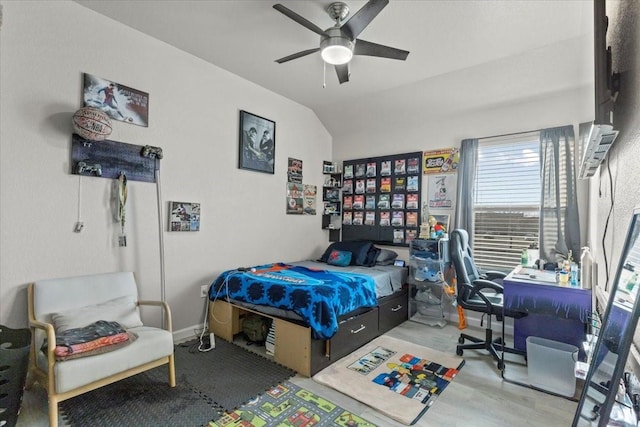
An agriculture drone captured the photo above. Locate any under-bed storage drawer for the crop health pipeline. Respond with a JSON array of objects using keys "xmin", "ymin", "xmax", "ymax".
[
  {"xmin": 330, "ymin": 307, "xmax": 379, "ymax": 362},
  {"xmin": 378, "ymin": 288, "xmax": 408, "ymax": 334}
]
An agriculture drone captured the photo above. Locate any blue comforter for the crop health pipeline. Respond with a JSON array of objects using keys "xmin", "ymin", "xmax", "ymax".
[{"xmin": 210, "ymin": 263, "xmax": 378, "ymax": 339}]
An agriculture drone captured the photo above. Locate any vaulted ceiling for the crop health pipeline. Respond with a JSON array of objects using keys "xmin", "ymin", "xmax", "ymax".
[{"xmin": 75, "ymin": 0, "xmax": 594, "ymax": 138}]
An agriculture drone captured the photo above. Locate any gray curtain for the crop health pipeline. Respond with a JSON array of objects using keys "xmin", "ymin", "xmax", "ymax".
[
  {"xmin": 539, "ymin": 125, "xmax": 580, "ymax": 264},
  {"xmin": 454, "ymin": 138, "xmax": 478, "ymax": 245}
]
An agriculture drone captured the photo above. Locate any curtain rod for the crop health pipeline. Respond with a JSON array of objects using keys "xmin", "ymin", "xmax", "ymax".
[{"xmin": 477, "ymin": 128, "xmax": 542, "ymax": 141}]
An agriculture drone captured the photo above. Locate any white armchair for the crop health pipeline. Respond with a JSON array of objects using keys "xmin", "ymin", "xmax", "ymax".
[{"xmin": 27, "ymin": 272, "xmax": 176, "ymax": 427}]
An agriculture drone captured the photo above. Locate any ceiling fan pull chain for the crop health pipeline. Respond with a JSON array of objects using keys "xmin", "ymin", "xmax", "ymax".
[{"xmin": 323, "ymin": 61, "xmax": 326, "ymax": 88}]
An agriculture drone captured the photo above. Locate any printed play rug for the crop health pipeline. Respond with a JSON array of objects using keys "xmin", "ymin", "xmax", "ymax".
[
  {"xmin": 209, "ymin": 380, "xmax": 377, "ymax": 427},
  {"xmin": 313, "ymin": 335, "xmax": 465, "ymax": 425}
]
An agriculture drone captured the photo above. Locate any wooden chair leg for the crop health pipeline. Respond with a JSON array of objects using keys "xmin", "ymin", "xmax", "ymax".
[
  {"xmin": 168, "ymin": 355, "xmax": 176, "ymax": 387},
  {"xmin": 48, "ymin": 395, "xmax": 59, "ymax": 427}
]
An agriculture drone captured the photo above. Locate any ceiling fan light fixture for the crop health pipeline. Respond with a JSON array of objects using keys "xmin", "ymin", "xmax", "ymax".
[
  {"xmin": 273, "ymin": 0, "xmax": 409, "ymax": 82},
  {"xmin": 321, "ymin": 44, "xmax": 353, "ymax": 65},
  {"xmin": 320, "ymin": 30, "xmax": 354, "ymax": 65}
]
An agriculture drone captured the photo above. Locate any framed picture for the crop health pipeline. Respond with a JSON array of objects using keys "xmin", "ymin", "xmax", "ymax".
[
  {"xmin": 169, "ymin": 201, "xmax": 200, "ymax": 231},
  {"xmin": 323, "ymin": 188, "xmax": 340, "ymax": 201},
  {"xmin": 83, "ymin": 73, "xmax": 149, "ymax": 127},
  {"xmin": 239, "ymin": 110, "xmax": 275, "ymax": 174},
  {"xmin": 323, "ymin": 161, "xmax": 336, "ymax": 174}
]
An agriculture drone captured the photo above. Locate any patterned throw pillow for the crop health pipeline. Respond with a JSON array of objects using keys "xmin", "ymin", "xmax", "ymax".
[{"xmin": 327, "ymin": 250, "xmax": 352, "ymax": 267}]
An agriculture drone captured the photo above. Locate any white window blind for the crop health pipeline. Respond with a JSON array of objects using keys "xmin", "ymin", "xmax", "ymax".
[{"xmin": 473, "ymin": 132, "xmax": 541, "ymax": 270}]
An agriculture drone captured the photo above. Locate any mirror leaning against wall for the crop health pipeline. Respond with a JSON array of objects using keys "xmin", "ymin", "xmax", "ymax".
[{"xmin": 573, "ymin": 207, "xmax": 640, "ymax": 426}]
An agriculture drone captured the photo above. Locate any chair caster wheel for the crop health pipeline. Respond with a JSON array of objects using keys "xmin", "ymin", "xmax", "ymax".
[
  {"xmin": 456, "ymin": 347, "xmax": 463, "ymax": 356},
  {"xmin": 497, "ymin": 360, "xmax": 504, "ymax": 370},
  {"xmin": 458, "ymin": 336, "xmax": 465, "ymax": 344},
  {"xmin": 494, "ymin": 337, "xmax": 504, "ymax": 344}
]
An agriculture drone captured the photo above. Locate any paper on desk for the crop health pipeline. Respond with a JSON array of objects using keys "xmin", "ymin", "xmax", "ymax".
[{"xmin": 511, "ymin": 267, "xmax": 558, "ymax": 284}]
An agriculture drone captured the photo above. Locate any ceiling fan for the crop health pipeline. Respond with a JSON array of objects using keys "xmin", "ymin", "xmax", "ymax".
[{"xmin": 273, "ymin": 0, "xmax": 410, "ymax": 84}]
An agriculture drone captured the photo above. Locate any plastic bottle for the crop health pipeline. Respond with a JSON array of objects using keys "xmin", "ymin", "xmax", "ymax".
[
  {"xmin": 521, "ymin": 248, "xmax": 529, "ymax": 267},
  {"xmin": 570, "ymin": 263, "xmax": 579, "ymax": 287},
  {"xmin": 626, "ymin": 272, "xmax": 638, "ymax": 292},
  {"xmin": 527, "ymin": 244, "xmax": 539, "ymax": 268},
  {"xmin": 580, "ymin": 247, "xmax": 593, "ymax": 289}
]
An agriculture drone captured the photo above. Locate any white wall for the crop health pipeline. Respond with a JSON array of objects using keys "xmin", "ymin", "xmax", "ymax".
[{"xmin": 0, "ymin": 2, "xmax": 332, "ymax": 331}]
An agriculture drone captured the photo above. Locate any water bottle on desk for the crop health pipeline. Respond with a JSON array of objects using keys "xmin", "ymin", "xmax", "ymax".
[
  {"xmin": 570, "ymin": 263, "xmax": 579, "ymax": 287},
  {"xmin": 521, "ymin": 248, "xmax": 529, "ymax": 267}
]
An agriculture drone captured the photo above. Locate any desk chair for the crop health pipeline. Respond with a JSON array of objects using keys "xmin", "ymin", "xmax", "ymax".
[{"xmin": 450, "ymin": 229, "xmax": 527, "ymax": 369}]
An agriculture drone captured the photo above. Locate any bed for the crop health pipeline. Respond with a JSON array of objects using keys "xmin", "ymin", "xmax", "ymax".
[{"xmin": 208, "ymin": 242, "xmax": 409, "ymax": 376}]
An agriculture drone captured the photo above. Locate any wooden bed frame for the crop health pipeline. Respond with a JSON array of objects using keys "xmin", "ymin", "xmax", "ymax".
[{"xmin": 208, "ymin": 287, "xmax": 408, "ymax": 376}]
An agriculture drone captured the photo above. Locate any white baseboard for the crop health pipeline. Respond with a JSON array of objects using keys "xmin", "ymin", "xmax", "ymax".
[{"xmin": 173, "ymin": 325, "xmax": 204, "ymax": 343}]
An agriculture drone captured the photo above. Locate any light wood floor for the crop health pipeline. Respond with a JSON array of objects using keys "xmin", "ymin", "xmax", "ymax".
[{"xmin": 16, "ymin": 320, "xmax": 578, "ymax": 426}]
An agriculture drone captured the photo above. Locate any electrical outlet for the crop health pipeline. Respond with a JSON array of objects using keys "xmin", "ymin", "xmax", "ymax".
[{"xmin": 200, "ymin": 285, "xmax": 209, "ymax": 298}]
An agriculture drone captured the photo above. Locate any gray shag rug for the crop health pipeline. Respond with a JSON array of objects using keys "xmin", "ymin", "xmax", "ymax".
[{"xmin": 59, "ymin": 337, "xmax": 295, "ymax": 426}]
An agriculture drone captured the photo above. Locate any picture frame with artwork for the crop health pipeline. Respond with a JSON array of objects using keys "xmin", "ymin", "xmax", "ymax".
[
  {"xmin": 169, "ymin": 201, "xmax": 200, "ymax": 231},
  {"xmin": 83, "ymin": 73, "xmax": 149, "ymax": 127},
  {"xmin": 323, "ymin": 188, "xmax": 340, "ymax": 201},
  {"xmin": 238, "ymin": 110, "xmax": 275, "ymax": 174}
]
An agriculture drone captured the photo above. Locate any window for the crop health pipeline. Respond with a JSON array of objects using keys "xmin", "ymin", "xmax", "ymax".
[{"xmin": 473, "ymin": 132, "xmax": 541, "ymax": 270}]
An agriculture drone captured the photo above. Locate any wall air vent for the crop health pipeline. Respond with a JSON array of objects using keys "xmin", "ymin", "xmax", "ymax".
[{"xmin": 578, "ymin": 123, "xmax": 619, "ymax": 179}]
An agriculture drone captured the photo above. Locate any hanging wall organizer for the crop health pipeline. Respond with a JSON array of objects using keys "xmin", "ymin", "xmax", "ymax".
[
  {"xmin": 70, "ymin": 133, "xmax": 159, "ymax": 182},
  {"xmin": 341, "ymin": 151, "xmax": 422, "ymax": 247}
]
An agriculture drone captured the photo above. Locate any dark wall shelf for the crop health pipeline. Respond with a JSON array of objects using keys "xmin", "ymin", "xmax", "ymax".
[
  {"xmin": 341, "ymin": 151, "xmax": 423, "ymax": 247},
  {"xmin": 322, "ymin": 163, "xmax": 342, "ymax": 242}
]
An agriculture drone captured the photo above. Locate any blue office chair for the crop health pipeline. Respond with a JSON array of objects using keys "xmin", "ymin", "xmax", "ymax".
[{"xmin": 450, "ymin": 229, "xmax": 527, "ymax": 370}]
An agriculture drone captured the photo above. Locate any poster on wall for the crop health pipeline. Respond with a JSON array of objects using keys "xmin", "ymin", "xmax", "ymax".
[
  {"xmin": 288, "ymin": 158, "xmax": 303, "ymax": 183},
  {"xmin": 239, "ymin": 110, "xmax": 276, "ymax": 174},
  {"xmin": 427, "ymin": 174, "xmax": 457, "ymax": 210},
  {"xmin": 303, "ymin": 184, "xmax": 317, "ymax": 215},
  {"xmin": 169, "ymin": 202, "xmax": 200, "ymax": 231},
  {"xmin": 286, "ymin": 183, "xmax": 303, "ymax": 214},
  {"xmin": 83, "ymin": 73, "xmax": 149, "ymax": 127},
  {"xmin": 423, "ymin": 148, "xmax": 459, "ymax": 174}
]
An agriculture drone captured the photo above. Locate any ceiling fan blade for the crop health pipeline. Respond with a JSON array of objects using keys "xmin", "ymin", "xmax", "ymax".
[
  {"xmin": 335, "ymin": 63, "xmax": 350, "ymax": 84},
  {"xmin": 354, "ymin": 39, "xmax": 409, "ymax": 60},
  {"xmin": 275, "ymin": 48, "xmax": 320, "ymax": 64},
  {"xmin": 273, "ymin": 4, "xmax": 328, "ymax": 37},
  {"xmin": 341, "ymin": 0, "xmax": 389, "ymax": 40}
]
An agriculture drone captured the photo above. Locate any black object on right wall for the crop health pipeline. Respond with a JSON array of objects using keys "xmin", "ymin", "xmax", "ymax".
[{"xmin": 573, "ymin": 207, "xmax": 640, "ymax": 426}]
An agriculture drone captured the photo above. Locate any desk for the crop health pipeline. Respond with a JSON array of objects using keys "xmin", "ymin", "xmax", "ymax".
[{"xmin": 503, "ymin": 266, "xmax": 592, "ymax": 354}]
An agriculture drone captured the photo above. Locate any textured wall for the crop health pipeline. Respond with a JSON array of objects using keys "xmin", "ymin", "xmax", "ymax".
[{"xmin": 594, "ymin": 0, "xmax": 640, "ymax": 296}]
